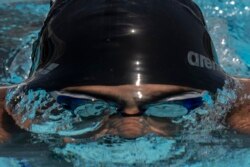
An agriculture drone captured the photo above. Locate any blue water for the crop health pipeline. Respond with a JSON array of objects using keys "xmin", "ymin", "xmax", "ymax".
[
  {"xmin": 195, "ymin": 0, "xmax": 250, "ymax": 77},
  {"xmin": 0, "ymin": 0, "xmax": 250, "ymax": 167}
]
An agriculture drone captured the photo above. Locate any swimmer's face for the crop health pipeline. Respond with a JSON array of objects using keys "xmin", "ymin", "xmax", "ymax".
[
  {"xmin": 62, "ymin": 84, "xmax": 201, "ymax": 139},
  {"xmin": 63, "ymin": 85, "xmax": 198, "ymax": 115}
]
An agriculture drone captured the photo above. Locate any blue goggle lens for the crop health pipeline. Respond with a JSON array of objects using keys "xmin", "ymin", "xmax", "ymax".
[
  {"xmin": 55, "ymin": 93, "xmax": 204, "ymax": 118},
  {"xmin": 143, "ymin": 97, "xmax": 203, "ymax": 118},
  {"xmin": 56, "ymin": 95, "xmax": 118, "ymax": 117}
]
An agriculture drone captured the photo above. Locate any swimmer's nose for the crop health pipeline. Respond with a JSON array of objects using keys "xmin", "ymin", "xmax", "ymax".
[{"xmin": 121, "ymin": 105, "xmax": 143, "ymax": 116}]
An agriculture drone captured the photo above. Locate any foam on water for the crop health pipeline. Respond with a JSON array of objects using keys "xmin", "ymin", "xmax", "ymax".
[
  {"xmin": 0, "ymin": 158, "xmax": 28, "ymax": 167},
  {"xmin": 0, "ymin": 1, "xmax": 49, "ymax": 86},
  {"xmin": 195, "ymin": 0, "xmax": 250, "ymax": 77},
  {"xmin": 5, "ymin": 86, "xmax": 106, "ymax": 137},
  {"xmin": 3, "ymin": 78, "xmax": 241, "ymax": 166},
  {"xmin": 53, "ymin": 135, "xmax": 180, "ymax": 166}
]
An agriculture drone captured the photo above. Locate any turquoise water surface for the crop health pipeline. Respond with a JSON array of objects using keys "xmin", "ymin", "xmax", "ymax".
[{"xmin": 0, "ymin": 0, "xmax": 250, "ymax": 167}]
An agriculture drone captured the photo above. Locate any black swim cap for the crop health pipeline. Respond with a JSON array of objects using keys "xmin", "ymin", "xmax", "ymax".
[{"xmin": 28, "ymin": 0, "xmax": 227, "ymax": 92}]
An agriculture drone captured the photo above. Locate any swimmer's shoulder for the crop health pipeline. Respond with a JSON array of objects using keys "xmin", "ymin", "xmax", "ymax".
[
  {"xmin": 0, "ymin": 88, "xmax": 8, "ymax": 118},
  {"xmin": 226, "ymin": 78, "xmax": 250, "ymax": 134},
  {"xmin": 0, "ymin": 87, "xmax": 6, "ymax": 95},
  {"xmin": 0, "ymin": 88, "xmax": 7, "ymax": 109}
]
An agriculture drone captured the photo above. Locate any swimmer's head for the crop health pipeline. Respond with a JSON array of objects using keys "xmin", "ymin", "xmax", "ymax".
[{"xmin": 29, "ymin": 0, "xmax": 227, "ymax": 92}]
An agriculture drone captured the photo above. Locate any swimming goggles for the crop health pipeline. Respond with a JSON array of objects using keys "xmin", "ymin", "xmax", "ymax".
[{"xmin": 50, "ymin": 91, "xmax": 204, "ymax": 118}]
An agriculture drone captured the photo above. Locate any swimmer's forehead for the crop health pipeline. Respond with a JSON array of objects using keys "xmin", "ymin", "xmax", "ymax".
[{"xmin": 62, "ymin": 84, "xmax": 202, "ymax": 103}]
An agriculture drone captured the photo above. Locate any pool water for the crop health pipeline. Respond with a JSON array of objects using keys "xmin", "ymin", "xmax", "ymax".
[
  {"xmin": 0, "ymin": 0, "xmax": 250, "ymax": 166},
  {"xmin": 195, "ymin": 0, "xmax": 250, "ymax": 77}
]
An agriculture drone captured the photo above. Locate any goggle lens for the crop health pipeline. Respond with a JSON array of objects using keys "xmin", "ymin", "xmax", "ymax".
[
  {"xmin": 55, "ymin": 92, "xmax": 204, "ymax": 118},
  {"xmin": 56, "ymin": 95, "xmax": 118, "ymax": 117},
  {"xmin": 143, "ymin": 97, "xmax": 203, "ymax": 118}
]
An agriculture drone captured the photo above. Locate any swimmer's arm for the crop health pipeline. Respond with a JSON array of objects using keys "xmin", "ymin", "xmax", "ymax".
[
  {"xmin": 0, "ymin": 88, "xmax": 6, "ymax": 114},
  {"xmin": 0, "ymin": 88, "xmax": 10, "ymax": 142},
  {"xmin": 226, "ymin": 78, "xmax": 250, "ymax": 134},
  {"xmin": 0, "ymin": 88, "xmax": 7, "ymax": 125}
]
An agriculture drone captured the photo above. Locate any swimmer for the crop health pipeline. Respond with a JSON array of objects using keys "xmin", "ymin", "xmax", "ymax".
[{"xmin": 1, "ymin": 0, "xmax": 250, "ymax": 140}]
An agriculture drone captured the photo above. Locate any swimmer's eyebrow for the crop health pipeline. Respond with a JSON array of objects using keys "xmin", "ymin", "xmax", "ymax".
[
  {"xmin": 60, "ymin": 88, "xmax": 197, "ymax": 105},
  {"xmin": 60, "ymin": 90, "xmax": 125, "ymax": 104}
]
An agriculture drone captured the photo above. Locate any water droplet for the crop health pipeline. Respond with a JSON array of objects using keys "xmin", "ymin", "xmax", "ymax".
[{"xmin": 230, "ymin": 1, "xmax": 235, "ymax": 5}]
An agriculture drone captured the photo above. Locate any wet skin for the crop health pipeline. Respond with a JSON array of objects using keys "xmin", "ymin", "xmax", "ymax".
[
  {"xmin": 226, "ymin": 78, "xmax": 250, "ymax": 134},
  {"xmin": 1, "ymin": 79, "xmax": 250, "ymax": 142},
  {"xmin": 0, "ymin": 88, "xmax": 10, "ymax": 142},
  {"xmin": 1, "ymin": 84, "xmax": 200, "ymax": 140},
  {"xmin": 61, "ymin": 84, "xmax": 200, "ymax": 139},
  {"xmin": 65, "ymin": 79, "xmax": 250, "ymax": 137}
]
